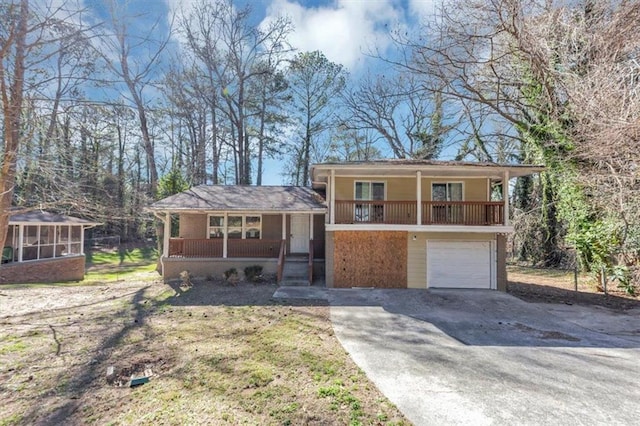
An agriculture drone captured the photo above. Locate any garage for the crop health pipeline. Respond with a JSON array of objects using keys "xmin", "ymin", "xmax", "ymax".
[{"xmin": 427, "ymin": 240, "xmax": 495, "ymax": 289}]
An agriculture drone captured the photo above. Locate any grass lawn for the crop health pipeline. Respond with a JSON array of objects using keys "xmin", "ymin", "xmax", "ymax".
[{"xmin": 0, "ymin": 248, "xmax": 408, "ymax": 425}]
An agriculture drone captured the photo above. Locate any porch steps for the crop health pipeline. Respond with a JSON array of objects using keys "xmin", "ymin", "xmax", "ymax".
[{"xmin": 280, "ymin": 256, "xmax": 310, "ymax": 286}]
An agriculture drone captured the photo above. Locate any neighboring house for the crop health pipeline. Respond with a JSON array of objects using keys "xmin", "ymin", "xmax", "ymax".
[
  {"xmin": 149, "ymin": 186, "xmax": 327, "ymax": 281},
  {"xmin": 151, "ymin": 160, "xmax": 542, "ymax": 290},
  {"xmin": 310, "ymin": 160, "xmax": 542, "ymax": 290},
  {"xmin": 0, "ymin": 210, "xmax": 100, "ymax": 284}
]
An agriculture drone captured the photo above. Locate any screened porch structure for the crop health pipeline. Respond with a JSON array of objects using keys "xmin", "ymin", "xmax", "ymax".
[{"xmin": 4, "ymin": 211, "xmax": 99, "ymax": 263}]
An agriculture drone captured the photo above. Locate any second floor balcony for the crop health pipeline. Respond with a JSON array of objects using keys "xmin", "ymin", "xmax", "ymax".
[{"xmin": 334, "ymin": 200, "xmax": 505, "ymax": 226}]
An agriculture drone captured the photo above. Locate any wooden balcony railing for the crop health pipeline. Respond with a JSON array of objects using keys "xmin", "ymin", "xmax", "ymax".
[
  {"xmin": 422, "ymin": 201, "xmax": 504, "ymax": 225},
  {"xmin": 335, "ymin": 200, "xmax": 417, "ymax": 224},
  {"xmin": 168, "ymin": 238, "xmax": 282, "ymax": 258},
  {"xmin": 334, "ymin": 200, "xmax": 505, "ymax": 226}
]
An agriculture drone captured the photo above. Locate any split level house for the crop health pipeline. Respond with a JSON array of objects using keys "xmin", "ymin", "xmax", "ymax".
[{"xmin": 150, "ymin": 160, "xmax": 542, "ymax": 290}]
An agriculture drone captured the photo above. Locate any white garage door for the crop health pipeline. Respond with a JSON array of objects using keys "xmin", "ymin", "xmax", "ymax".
[{"xmin": 427, "ymin": 241, "xmax": 494, "ymax": 289}]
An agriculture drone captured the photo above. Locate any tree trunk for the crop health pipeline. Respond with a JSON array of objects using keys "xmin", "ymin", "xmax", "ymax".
[{"xmin": 0, "ymin": 0, "xmax": 29, "ymax": 255}]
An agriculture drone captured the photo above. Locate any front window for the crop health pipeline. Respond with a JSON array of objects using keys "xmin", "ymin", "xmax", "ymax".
[
  {"xmin": 355, "ymin": 181, "xmax": 385, "ymax": 222},
  {"xmin": 431, "ymin": 182, "xmax": 463, "ymax": 223},
  {"xmin": 208, "ymin": 215, "xmax": 261, "ymax": 239},
  {"xmin": 209, "ymin": 216, "xmax": 225, "ymax": 238}
]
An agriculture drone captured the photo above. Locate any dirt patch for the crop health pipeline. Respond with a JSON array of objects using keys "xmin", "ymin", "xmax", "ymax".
[
  {"xmin": 508, "ymin": 266, "xmax": 640, "ymax": 311},
  {"xmin": 0, "ymin": 275, "xmax": 408, "ymax": 425}
]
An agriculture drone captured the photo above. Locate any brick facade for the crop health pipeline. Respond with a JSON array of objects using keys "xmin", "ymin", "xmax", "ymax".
[{"xmin": 0, "ymin": 255, "xmax": 86, "ymax": 284}]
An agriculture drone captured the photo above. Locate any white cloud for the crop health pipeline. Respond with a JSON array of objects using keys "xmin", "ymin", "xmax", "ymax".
[
  {"xmin": 263, "ymin": 0, "xmax": 403, "ymax": 70},
  {"xmin": 408, "ymin": 0, "xmax": 439, "ymax": 19}
]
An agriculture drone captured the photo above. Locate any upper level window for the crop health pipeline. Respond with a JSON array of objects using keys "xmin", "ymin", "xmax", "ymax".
[
  {"xmin": 354, "ymin": 181, "xmax": 385, "ymax": 222},
  {"xmin": 432, "ymin": 182, "xmax": 463, "ymax": 201},
  {"xmin": 355, "ymin": 181, "xmax": 385, "ymax": 201},
  {"xmin": 208, "ymin": 215, "xmax": 261, "ymax": 239},
  {"xmin": 431, "ymin": 182, "xmax": 463, "ymax": 223}
]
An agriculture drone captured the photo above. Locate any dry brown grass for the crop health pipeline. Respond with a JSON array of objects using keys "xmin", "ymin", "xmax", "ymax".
[
  {"xmin": 0, "ymin": 275, "xmax": 408, "ymax": 425},
  {"xmin": 507, "ymin": 265, "xmax": 640, "ymax": 311}
]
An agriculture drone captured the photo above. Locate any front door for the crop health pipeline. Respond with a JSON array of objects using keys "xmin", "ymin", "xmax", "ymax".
[{"xmin": 290, "ymin": 214, "xmax": 309, "ymax": 253}]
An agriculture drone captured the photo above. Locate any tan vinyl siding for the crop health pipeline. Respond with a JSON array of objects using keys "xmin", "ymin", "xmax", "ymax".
[
  {"xmin": 335, "ymin": 176, "xmax": 489, "ymax": 202},
  {"xmin": 496, "ymin": 234, "xmax": 507, "ymax": 291},
  {"xmin": 262, "ymin": 214, "xmax": 283, "ymax": 240},
  {"xmin": 423, "ymin": 178, "xmax": 488, "ymax": 201},
  {"xmin": 179, "ymin": 214, "xmax": 207, "ymax": 238},
  {"xmin": 386, "ymin": 178, "xmax": 416, "ymax": 201},
  {"xmin": 464, "ymin": 179, "xmax": 488, "ymax": 201},
  {"xmin": 334, "ymin": 177, "xmax": 416, "ymax": 200},
  {"xmin": 334, "ymin": 177, "xmax": 357, "ymax": 200},
  {"xmin": 407, "ymin": 232, "xmax": 496, "ymax": 289}
]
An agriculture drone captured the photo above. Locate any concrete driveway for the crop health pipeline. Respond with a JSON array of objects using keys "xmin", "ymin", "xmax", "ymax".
[
  {"xmin": 328, "ymin": 289, "xmax": 640, "ymax": 425},
  {"xmin": 326, "ymin": 289, "xmax": 640, "ymax": 425}
]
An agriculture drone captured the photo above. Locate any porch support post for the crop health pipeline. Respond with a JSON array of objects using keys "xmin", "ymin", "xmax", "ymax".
[
  {"xmin": 79, "ymin": 225, "xmax": 85, "ymax": 255},
  {"xmin": 163, "ymin": 213, "xmax": 171, "ymax": 258},
  {"xmin": 329, "ymin": 169, "xmax": 335, "ymax": 224},
  {"xmin": 18, "ymin": 225, "xmax": 23, "ymax": 262},
  {"xmin": 309, "ymin": 214, "xmax": 314, "ymax": 240},
  {"xmin": 416, "ymin": 171, "xmax": 422, "ymax": 225},
  {"xmin": 281, "ymin": 213, "xmax": 286, "ymax": 240},
  {"xmin": 36, "ymin": 225, "xmax": 41, "ymax": 259},
  {"xmin": 223, "ymin": 212, "xmax": 228, "ymax": 258},
  {"xmin": 503, "ymin": 170, "xmax": 510, "ymax": 226}
]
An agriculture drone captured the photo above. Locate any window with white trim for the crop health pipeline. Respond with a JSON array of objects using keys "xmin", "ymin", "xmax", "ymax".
[
  {"xmin": 208, "ymin": 215, "xmax": 261, "ymax": 239},
  {"xmin": 354, "ymin": 181, "xmax": 385, "ymax": 222},
  {"xmin": 431, "ymin": 182, "xmax": 463, "ymax": 223}
]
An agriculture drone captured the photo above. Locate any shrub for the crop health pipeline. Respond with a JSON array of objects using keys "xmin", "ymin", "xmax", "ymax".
[{"xmin": 244, "ymin": 265, "xmax": 263, "ymax": 282}]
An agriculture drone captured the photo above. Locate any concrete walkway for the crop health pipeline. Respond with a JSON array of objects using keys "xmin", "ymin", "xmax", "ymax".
[{"xmin": 274, "ymin": 287, "xmax": 640, "ymax": 425}]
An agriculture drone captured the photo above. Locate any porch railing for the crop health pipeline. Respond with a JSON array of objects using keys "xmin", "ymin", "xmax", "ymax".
[
  {"xmin": 277, "ymin": 239, "xmax": 286, "ymax": 283},
  {"xmin": 334, "ymin": 200, "xmax": 505, "ymax": 226},
  {"xmin": 168, "ymin": 238, "xmax": 282, "ymax": 258}
]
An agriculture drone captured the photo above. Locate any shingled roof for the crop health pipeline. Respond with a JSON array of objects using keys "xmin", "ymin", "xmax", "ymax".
[
  {"xmin": 8, "ymin": 210, "xmax": 99, "ymax": 225},
  {"xmin": 150, "ymin": 185, "xmax": 327, "ymax": 212}
]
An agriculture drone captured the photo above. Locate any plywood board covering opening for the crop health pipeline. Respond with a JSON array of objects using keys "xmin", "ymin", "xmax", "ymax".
[{"xmin": 333, "ymin": 231, "xmax": 407, "ymax": 288}]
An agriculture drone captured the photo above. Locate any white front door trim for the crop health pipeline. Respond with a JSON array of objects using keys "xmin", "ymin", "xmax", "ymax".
[{"xmin": 290, "ymin": 214, "xmax": 310, "ymax": 253}]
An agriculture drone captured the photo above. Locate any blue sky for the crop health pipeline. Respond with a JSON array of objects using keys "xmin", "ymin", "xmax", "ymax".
[{"xmin": 78, "ymin": 0, "xmax": 439, "ymax": 184}]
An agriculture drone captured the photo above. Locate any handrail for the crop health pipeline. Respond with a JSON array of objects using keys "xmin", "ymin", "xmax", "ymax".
[
  {"xmin": 276, "ymin": 239, "xmax": 286, "ymax": 283},
  {"xmin": 308, "ymin": 240, "xmax": 314, "ymax": 285}
]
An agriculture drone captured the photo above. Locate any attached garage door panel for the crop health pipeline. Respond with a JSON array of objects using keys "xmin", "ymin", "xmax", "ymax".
[{"xmin": 427, "ymin": 241, "xmax": 492, "ymax": 289}]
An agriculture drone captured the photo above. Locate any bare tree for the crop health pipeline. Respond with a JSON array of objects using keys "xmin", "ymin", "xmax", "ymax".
[
  {"xmin": 394, "ymin": 0, "xmax": 640, "ymax": 269},
  {"xmin": 342, "ymin": 72, "xmax": 457, "ymax": 159},
  {"xmin": 180, "ymin": 0, "xmax": 292, "ymax": 184},
  {"xmin": 286, "ymin": 51, "xmax": 347, "ymax": 186},
  {"xmin": 0, "ymin": 0, "xmax": 29, "ymax": 252},
  {"xmin": 96, "ymin": 1, "xmax": 172, "ymax": 195}
]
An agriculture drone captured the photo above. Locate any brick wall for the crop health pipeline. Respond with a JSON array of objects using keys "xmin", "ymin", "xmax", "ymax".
[{"xmin": 0, "ymin": 255, "xmax": 86, "ymax": 284}]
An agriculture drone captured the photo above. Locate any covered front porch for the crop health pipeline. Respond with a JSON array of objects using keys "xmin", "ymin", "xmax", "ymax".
[{"xmin": 149, "ymin": 185, "xmax": 327, "ymax": 281}]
